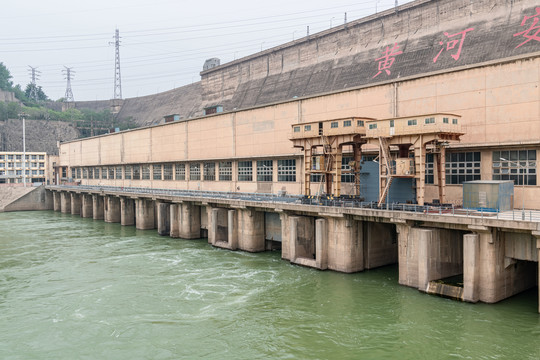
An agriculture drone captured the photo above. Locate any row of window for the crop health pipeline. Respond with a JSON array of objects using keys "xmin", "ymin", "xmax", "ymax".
[
  {"xmin": 293, "ymin": 120, "xmax": 365, "ymax": 133},
  {"xmin": 72, "ymin": 160, "xmax": 297, "ymax": 182},
  {"xmin": 0, "ymin": 154, "xmax": 45, "ymax": 160},
  {"xmin": 0, "ymin": 169, "xmax": 45, "ymax": 176},
  {"xmin": 425, "ymin": 150, "xmax": 537, "ymax": 186},
  {"xmin": 0, "ymin": 162, "xmax": 45, "ymax": 169}
]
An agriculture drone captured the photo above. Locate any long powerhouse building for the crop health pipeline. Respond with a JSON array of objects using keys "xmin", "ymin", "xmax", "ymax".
[{"xmin": 58, "ymin": 0, "xmax": 540, "ymax": 209}]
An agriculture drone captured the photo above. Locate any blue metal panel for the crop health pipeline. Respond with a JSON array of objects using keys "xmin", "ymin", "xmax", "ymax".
[{"xmin": 359, "ymin": 161, "xmax": 415, "ymax": 203}]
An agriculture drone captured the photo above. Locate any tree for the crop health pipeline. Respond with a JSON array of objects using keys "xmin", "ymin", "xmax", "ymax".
[{"xmin": 0, "ymin": 62, "xmax": 13, "ymax": 90}]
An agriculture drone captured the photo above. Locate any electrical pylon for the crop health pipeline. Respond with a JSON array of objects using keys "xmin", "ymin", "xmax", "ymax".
[
  {"xmin": 62, "ymin": 66, "xmax": 75, "ymax": 103},
  {"xmin": 27, "ymin": 66, "xmax": 41, "ymax": 102},
  {"xmin": 110, "ymin": 29, "xmax": 122, "ymax": 100}
]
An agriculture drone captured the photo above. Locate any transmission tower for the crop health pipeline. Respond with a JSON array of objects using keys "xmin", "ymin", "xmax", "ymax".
[
  {"xmin": 62, "ymin": 66, "xmax": 75, "ymax": 103},
  {"xmin": 110, "ymin": 29, "xmax": 122, "ymax": 100},
  {"xmin": 27, "ymin": 66, "xmax": 41, "ymax": 102}
]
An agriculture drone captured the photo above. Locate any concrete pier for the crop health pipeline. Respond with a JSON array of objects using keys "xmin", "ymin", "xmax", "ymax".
[
  {"xmin": 170, "ymin": 204, "xmax": 180, "ymax": 237},
  {"xmin": 179, "ymin": 202, "xmax": 201, "ymax": 239},
  {"xmin": 136, "ymin": 199, "xmax": 155, "ymax": 230},
  {"xmin": 236, "ymin": 209, "xmax": 265, "ymax": 252},
  {"xmin": 60, "ymin": 192, "xmax": 71, "ymax": 214},
  {"xmin": 70, "ymin": 193, "xmax": 81, "ymax": 215},
  {"xmin": 120, "ymin": 198, "xmax": 135, "ymax": 226},
  {"xmin": 81, "ymin": 194, "xmax": 93, "ymax": 218},
  {"xmin": 53, "ymin": 192, "xmax": 61, "ymax": 212},
  {"xmin": 92, "ymin": 195, "xmax": 104, "ymax": 220},
  {"xmin": 104, "ymin": 196, "xmax": 121, "ymax": 223},
  {"xmin": 157, "ymin": 202, "xmax": 170, "ymax": 236}
]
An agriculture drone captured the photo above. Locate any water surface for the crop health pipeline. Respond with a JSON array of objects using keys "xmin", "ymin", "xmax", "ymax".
[{"xmin": 1, "ymin": 211, "xmax": 539, "ymax": 359}]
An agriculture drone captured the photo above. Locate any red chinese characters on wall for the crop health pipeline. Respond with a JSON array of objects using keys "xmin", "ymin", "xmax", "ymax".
[
  {"xmin": 433, "ymin": 28, "xmax": 475, "ymax": 63},
  {"xmin": 514, "ymin": 7, "xmax": 540, "ymax": 48},
  {"xmin": 372, "ymin": 43, "xmax": 403, "ymax": 79}
]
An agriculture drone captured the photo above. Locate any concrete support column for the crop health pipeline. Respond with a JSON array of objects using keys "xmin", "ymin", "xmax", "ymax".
[
  {"xmin": 92, "ymin": 195, "xmax": 104, "ymax": 220},
  {"xmin": 289, "ymin": 216, "xmax": 298, "ymax": 262},
  {"xmin": 179, "ymin": 202, "xmax": 201, "ymax": 239},
  {"xmin": 237, "ymin": 209, "xmax": 265, "ymax": 252},
  {"xmin": 326, "ymin": 216, "xmax": 364, "ymax": 273},
  {"xmin": 417, "ymin": 228, "xmax": 433, "ymax": 292},
  {"xmin": 60, "ymin": 192, "xmax": 71, "ymax": 214},
  {"xmin": 53, "ymin": 192, "xmax": 61, "ymax": 212},
  {"xmin": 70, "ymin": 193, "xmax": 81, "ymax": 215},
  {"xmin": 538, "ymin": 238, "xmax": 540, "ymax": 314},
  {"xmin": 210, "ymin": 208, "xmax": 219, "ymax": 245},
  {"xmin": 104, "ymin": 196, "xmax": 121, "ymax": 223},
  {"xmin": 81, "ymin": 194, "xmax": 93, "ymax": 218},
  {"xmin": 120, "ymin": 197, "xmax": 135, "ymax": 226},
  {"xmin": 315, "ymin": 218, "xmax": 328, "ymax": 270},
  {"xmin": 135, "ymin": 199, "xmax": 155, "ymax": 230},
  {"xmin": 227, "ymin": 210, "xmax": 238, "ymax": 250},
  {"xmin": 463, "ymin": 233, "xmax": 480, "ymax": 303},
  {"xmin": 157, "ymin": 202, "xmax": 170, "ymax": 236},
  {"xmin": 170, "ymin": 204, "xmax": 180, "ymax": 238}
]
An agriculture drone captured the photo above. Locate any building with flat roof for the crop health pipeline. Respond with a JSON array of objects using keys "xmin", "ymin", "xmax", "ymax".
[{"xmin": 0, "ymin": 152, "xmax": 51, "ymax": 185}]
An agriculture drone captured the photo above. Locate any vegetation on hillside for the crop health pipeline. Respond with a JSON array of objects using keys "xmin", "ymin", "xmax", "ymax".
[{"xmin": 0, "ymin": 62, "xmax": 137, "ymax": 137}]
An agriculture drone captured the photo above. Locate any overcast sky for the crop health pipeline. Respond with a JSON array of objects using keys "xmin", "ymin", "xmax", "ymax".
[{"xmin": 1, "ymin": 0, "xmax": 413, "ymax": 102}]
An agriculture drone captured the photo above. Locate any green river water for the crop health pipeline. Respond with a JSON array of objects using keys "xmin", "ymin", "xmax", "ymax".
[{"xmin": 1, "ymin": 211, "xmax": 539, "ymax": 359}]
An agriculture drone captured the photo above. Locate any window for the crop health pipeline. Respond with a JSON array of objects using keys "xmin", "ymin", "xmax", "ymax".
[
  {"xmin": 175, "ymin": 163, "xmax": 185, "ymax": 180},
  {"xmin": 0, "ymin": 163, "xmax": 3, "ymax": 168},
  {"xmin": 163, "ymin": 164, "xmax": 173, "ymax": 180},
  {"xmin": 39, "ymin": 155, "xmax": 44, "ymax": 160},
  {"xmin": 142, "ymin": 165, "xmax": 150, "ymax": 180},
  {"xmin": 443, "ymin": 117, "xmax": 449, "ymax": 124},
  {"xmin": 238, "ymin": 161, "xmax": 253, "ymax": 182},
  {"xmin": 407, "ymin": 119, "xmax": 417, "ymax": 126},
  {"xmin": 77, "ymin": 168, "xmax": 82, "ymax": 179},
  {"xmin": 89, "ymin": 168, "xmax": 93, "ymax": 179},
  {"xmin": 32, "ymin": 170, "xmax": 37, "ymax": 175},
  {"xmin": 341, "ymin": 156, "xmax": 354, "ymax": 183},
  {"xmin": 311, "ymin": 174, "xmax": 324, "ymax": 183},
  {"xmin": 369, "ymin": 123, "xmax": 377, "ymax": 129},
  {"xmin": 452, "ymin": 118, "xmax": 458, "ymax": 124},
  {"xmin": 425, "ymin": 117, "xmax": 435, "ymax": 124},
  {"xmin": 203, "ymin": 162, "xmax": 215, "ymax": 181},
  {"xmin": 39, "ymin": 162, "xmax": 44, "ymax": 168},
  {"xmin": 0, "ymin": 155, "xmax": 4, "ymax": 160},
  {"xmin": 357, "ymin": 120, "xmax": 364, "ymax": 127},
  {"xmin": 304, "ymin": 125, "xmax": 311, "ymax": 131},
  {"xmin": 153, "ymin": 164, "xmax": 162, "ymax": 180},
  {"xmin": 343, "ymin": 120, "xmax": 351, "ymax": 127},
  {"xmin": 133, "ymin": 165, "xmax": 140, "ymax": 180},
  {"xmin": 190, "ymin": 163, "xmax": 201, "ymax": 180},
  {"xmin": 102, "ymin": 167, "xmax": 108, "ymax": 179},
  {"xmin": 7, "ymin": 155, "xmax": 13, "ymax": 160},
  {"xmin": 293, "ymin": 126, "xmax": 300, "ymax": 133},
  {"xmin": 492, "ymin": 150, "xmax": 536, "ymax": 185},
  {"xmin": 125, "ymin": 165, "xmax": 132, "ymax": 180},
  {"xmin": 39, "ymin": 170, "xmax": 44, "ymax": 175},
  {"xmin": 445, "ymin": 152, "xmax": 481, "ymax": 184},
  {"xmin": 16, "ymin": 155, "xmax": 21, "ymax": 160},
  {"xmin": 425, "ymin": 154, "xmax": 434, "ymax": 184},
  {"xmin": 278, "ymin": 159, "xmax": 296, "ymax": 182},
  {"xmin": 116, "ymin": 166, "xmax": 122, "ymax": 179},
  {"xmin": 257, "ymin": 160, "xmax": 273, "ymax": 182},
  {"xmin": 108, "ymin": 167, "xmax": 114, "ymax": 179},
  {"xmin": 331, "ymin": 122, "xmax": 338, "ymax": 128},
  {"xmin": 219, "ymin": 162, "xmax": 232, "ymax": 181},
  {"xmin": 94, "ymin": 168, "xmax": 100, "ymax": 179}
]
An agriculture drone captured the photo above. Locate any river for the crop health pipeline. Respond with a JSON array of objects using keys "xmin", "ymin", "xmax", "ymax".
[{"xmin": 1, "ymin": 211, "xmax": 538, "ymax": 359}]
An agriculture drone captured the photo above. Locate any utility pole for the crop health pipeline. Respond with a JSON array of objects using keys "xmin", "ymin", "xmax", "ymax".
[
  {"xmin": 28, "ymin": 66, "xmax": 41, "ymax": 102},
  {"xmin": 110, "ymin": 29, "xmax": 122, "ymax": 100},
  {"xmin": 344, "ymin": 12, "xmax": 347, "ymax": 24},
  {"xmin": 62, "ymin": 66, "xmax": 75, "ymax": 103}
]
